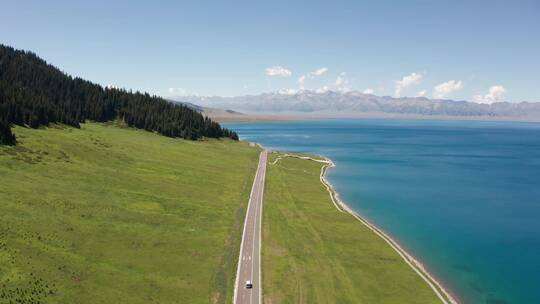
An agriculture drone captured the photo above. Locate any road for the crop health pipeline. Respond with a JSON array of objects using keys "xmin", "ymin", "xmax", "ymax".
[{"xmin": 233, "ymin": 150, "xmax": 267, "ymax": 304}]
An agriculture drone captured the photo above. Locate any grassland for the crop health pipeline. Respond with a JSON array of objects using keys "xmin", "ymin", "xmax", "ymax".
[
  {"xmin": 0, "ymin": 123, "xmax": 259, "ymax": 304},
  {"xmin": 262, "ymin": 152, "xmax": 442, "ymax": 304}
]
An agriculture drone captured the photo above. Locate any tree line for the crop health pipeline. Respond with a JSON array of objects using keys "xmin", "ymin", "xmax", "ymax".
[{"xmin": 0, "ymin": 44, "xmax": 238, "ymax": 145}]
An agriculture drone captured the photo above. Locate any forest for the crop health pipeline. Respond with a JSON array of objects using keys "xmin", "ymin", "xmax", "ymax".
[{"xmin": 0, "ymin": 44, "xmax": 238, "ymax": 145}]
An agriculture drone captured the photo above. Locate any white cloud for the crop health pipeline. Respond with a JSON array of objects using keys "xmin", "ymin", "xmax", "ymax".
[
  {"xmin": 277, "ymin": 88, "xmax": 297, "ymax": 95},
  {"xmin": 433, "ymin": 80, "xmax": 463, "ymax": 99},
  {"xmin": 265, "ymin": 66, "xmax": 292, "ymax": 77},
  {"xmin": 298, "ymin": 67, "xmax": 328, "ymax": 90},
  {"xmin": 298, "ymin": 75, "xmax": 307, "ymax": 90},
  {"xmin": 394, "ymin": 72, "xmax": 423, "ymax": 97},
  {"xmin": 473, "ymin": 85, "xmax": 506, "ymax": 104},
  {"xmin": 416, "ymin": 90, "xmax": 427, "ymax": 97},
  {"xmin": 312, "ymin": 67, "xmax": 328, "ymax": 76},
  {"xmin": 315, "ymin": 86, "xmax": 330, "ymax": 93},
  {"xmin": 363, "ymin": 88, "xmax": 374, "ymax": 94},
  {"xmin": 167, "ymin": 87, "xmax": 187, "ymax": 96},
  {"xmin": 335, "ymin": 72, "xmax": 350, "ymax": 92}
]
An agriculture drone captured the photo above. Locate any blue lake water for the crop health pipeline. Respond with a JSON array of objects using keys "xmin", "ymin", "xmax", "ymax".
[{"xmin": 224, "ymin": 119, "xmax": 540, "ymax": 304}]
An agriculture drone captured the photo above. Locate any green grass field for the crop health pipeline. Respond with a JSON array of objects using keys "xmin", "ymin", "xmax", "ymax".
[
  {"xmin": 262, "ymin": 153, "xmax": 442, "ymax": 304},
  {"xmin": 0, "ymin": 123, "xmax": 259, "ymax": 304}
]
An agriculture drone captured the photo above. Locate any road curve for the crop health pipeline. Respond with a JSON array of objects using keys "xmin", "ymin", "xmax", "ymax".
[{"xmin": 233, "ymin": 150, "xmax": 267, "ymax": 304}]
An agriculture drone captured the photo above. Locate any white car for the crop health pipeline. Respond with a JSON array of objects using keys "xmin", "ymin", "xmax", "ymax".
[{"xmin": 246, "ymin": 280, "xmax": 253, "ymax": 289}]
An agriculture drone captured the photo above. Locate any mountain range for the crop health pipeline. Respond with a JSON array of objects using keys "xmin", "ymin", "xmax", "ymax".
[{"xmin": 178, "ymin": 91, "xmax": 540, "ymax": 121}]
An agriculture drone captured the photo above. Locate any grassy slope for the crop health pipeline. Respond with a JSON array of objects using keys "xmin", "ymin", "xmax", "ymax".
[
  {"xmin": 262, "ymin": 153, "xmax": 441, "ymax": 304},
  {"xmin": 0, "ymin": 123, "xmax": 259, "ymax": 304}
]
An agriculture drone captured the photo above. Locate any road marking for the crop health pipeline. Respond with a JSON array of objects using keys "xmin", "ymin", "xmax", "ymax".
[
  {"xmin": 250, "ymin": 168, "xmax": 260, "ymax": 304},
  {"xmin": 233, "ymin": 152, "xmax": 262, "ymax": 304},
  {"xmin": 234, "ymin": 151, "xmax": 267, "ymax": 304},
  {"xmin": 258, "ymin": 153, "xmax": 266, "ymax": 303}
]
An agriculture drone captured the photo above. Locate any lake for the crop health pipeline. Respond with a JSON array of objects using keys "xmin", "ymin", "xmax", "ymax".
[{"xmin": 225, "ymin": 119, "xmax": 540, "ymax": 304}]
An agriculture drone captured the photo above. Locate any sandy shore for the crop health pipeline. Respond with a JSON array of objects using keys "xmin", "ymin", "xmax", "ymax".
[{"xmin": 272, "ymin": 152, "xmax": 460, "ymax": 304}]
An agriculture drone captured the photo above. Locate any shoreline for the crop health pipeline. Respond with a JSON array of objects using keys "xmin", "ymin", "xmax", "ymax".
[{"xmin": 271, "ymin": 151, "xmax": 460, "ymax": 304}]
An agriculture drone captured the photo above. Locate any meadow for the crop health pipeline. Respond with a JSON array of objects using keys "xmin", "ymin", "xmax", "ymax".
[
  {"xmin": 262, "ymin": 153, "xmax": 442, "ymax": 304},
  {"xmin": 0, "ymin": 123, "xmax": 259, "ymax": 304}
]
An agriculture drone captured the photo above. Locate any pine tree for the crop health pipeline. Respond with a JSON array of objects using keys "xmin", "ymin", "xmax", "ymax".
[
  {"xmin": 0, "ymin": 118, "xmax": 16, "ymax": 145},
  {"xmin": 0, "ymin": 44, "xmax": 238, "ymax": 145}
]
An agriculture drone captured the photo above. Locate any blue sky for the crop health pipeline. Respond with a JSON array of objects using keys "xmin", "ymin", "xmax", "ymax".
[{"xmin": 1, "ymin": 0, "xmax": 539, "ymax": 102}]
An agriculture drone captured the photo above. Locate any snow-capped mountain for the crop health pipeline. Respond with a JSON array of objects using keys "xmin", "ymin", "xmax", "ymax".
[{"xmin": 176, "ymin": 90, "xmax": 540, "ymax": 120}]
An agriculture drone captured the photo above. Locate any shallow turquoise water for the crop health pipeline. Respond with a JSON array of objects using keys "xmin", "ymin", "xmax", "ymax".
[{"xmin": 225, "ymin": 119, "xmax": 540, "ymax": 304}]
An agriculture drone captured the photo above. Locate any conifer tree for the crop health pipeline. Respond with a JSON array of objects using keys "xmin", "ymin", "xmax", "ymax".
[
  {"xmin": 0, "ymin": 118, "xmax": 16, "ymax": 145},
  {"xmin": 0, "ymin": 44, "xmax": 238, "ymax": 145}
]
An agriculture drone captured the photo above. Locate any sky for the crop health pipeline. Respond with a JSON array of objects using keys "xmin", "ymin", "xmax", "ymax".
[{"xmin": 1, "ymin": 0, "xmax": 539, "ymax": 102}]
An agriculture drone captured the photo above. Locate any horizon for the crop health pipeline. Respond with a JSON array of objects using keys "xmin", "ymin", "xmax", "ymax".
[
  {"xmin": 171, "ymin": 88, "xmax": 537, "ymax": 104},
  {"xmin": 1, "ymin": 1, "xmax": 539, "ymax": 103}
]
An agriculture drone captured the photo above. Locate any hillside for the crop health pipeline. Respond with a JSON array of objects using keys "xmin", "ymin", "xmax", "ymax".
[
  {"xmin": 0, "ymin": 123, "xmax": 259, "ymax": 304},
  {"xmin": 169, "ymin": 100, "xmax": 246, "ymax": 119},
  {"xmin": 181, "ymin": 91, "xmax": 540, "ymax": 121},
  {"xmin": 0, "ymin": 44, "xmax": 237, "ymax": 145}
]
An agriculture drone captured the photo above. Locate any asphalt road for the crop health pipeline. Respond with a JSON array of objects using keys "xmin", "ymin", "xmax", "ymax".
[{"xmin": 234, "ymin": 150, "xmax": 267, "ymax": 304}]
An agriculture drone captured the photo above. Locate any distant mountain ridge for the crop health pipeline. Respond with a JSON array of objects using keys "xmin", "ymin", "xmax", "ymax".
[
  {"xmin": 180, "ymin": 91, "xmax": 540, "ymax": 120},
  {"xmin": 169, "ymin": 100, "xmax": 243, "ymax": 116}
]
